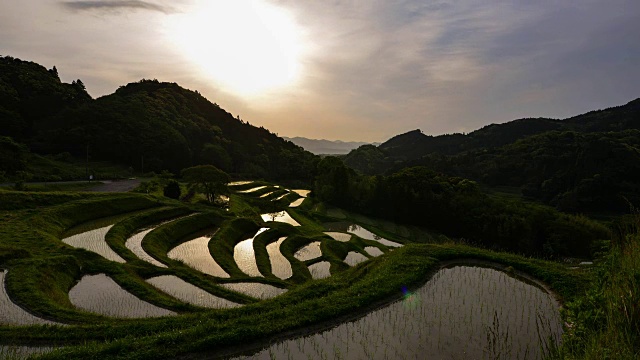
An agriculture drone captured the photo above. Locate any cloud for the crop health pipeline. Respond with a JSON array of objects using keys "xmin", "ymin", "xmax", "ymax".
[{"xmin": 60, "ymin": 1, "xmax": 173, "ymax": 14}]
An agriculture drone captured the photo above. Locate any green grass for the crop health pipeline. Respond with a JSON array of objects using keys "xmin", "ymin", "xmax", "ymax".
[{"xmin": 0, "ymin": 182, "xmax": 602, "ymax": 359}]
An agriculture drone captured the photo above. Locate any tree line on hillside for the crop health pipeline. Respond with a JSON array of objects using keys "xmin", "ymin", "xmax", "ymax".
[
  {"xmin": 316, "ymin": 157, "xmax": 610, "ymax": 258},
  {"xmin": 344, "ymin": 98, "xmax": 640, "ymax": 214},
  {"xmin": 0, "ymin": 56, "xmax": 318, "ymax": 183}
]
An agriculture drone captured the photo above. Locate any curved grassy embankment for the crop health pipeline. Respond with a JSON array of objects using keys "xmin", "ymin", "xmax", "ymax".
[{"xmin": 0, "ymin": 187, "xmax": 593, "ymax": 359}]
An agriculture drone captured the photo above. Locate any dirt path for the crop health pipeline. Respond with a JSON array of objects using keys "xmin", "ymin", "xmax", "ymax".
[{"xmin": 87, "ymin": 179, "xmax": 142, "ymax": 193}]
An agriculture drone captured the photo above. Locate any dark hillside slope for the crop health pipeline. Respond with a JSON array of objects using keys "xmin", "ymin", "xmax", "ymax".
[
  {"xmin": 0, "ymin": 56, "xmax": 91, "ymax": 140},
  {"xmin": 0, "ymin": 56, "xmax": 317, "ymax": 182}
]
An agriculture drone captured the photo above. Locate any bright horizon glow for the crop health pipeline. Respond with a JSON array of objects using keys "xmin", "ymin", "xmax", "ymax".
[{"xmin": 164, "ymin": 0, "xmax": 304, "ymax": 98}]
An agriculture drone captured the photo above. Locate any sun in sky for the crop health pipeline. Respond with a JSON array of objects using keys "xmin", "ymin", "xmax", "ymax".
[{"xmin": 164, "ymin": 0, "xmax": 306, "ymax": 99}]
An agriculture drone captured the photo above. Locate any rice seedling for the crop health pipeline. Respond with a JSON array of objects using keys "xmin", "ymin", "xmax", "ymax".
[
  {"xmin": 167, "ymin": 234, "xmax": 230, "ymax": 278},
  {"xmin": 364, "ymin": 246, "xmax": 384, "ymax": 257},
  {"xmin": 343, "ymin": 251, "xmax": 368, "ymax": 267},
  {"xmin": 307, "ymin": 261, "xmax": 331, "ymax": 279},
  {"xmin": 234, "ymin": 228, "xmax": 269, "ymax": 277},
  {"xmin": 124, "ymin": 226, "xmax": 168, "ymax": 268},
  {"xmin": 288, "ymin": 198, "xmax": 305, "ymax": 208},
  {"xmin": 293, "ymin": 242, "xmax": 322, "ymax": 261},
  {"xmin": 237, "ymin": 186, "xmax": 268, "ymax": 193},
  {"xmin": 219, "ymin": 282, "xmax": 287, "ymax": 300},
  {"xmin": 61, "ymin": 225, "xmax": 126, "ymax": 263},
  {"xmin": 323, "ymin": 232, "xmax": 351, "ymax": 242},
  {"xmin": 146, "ymin": 275, "xmax": 240, "ymax": 309},
  {"xmin": 68, "ymin": 274, "xmax": 176, "ymax": 318},
  {"xmin": 266, "ymin": 236, "xmax": 293, "ymax": 280},
  {"xmin": 232, "ymin": 266, "xmax": 562, "ymax": 359},
  {"xmin": 0, "ymin": 270, "xmax": 57, "ymax": 325},
  {"xmin": 261, "ymin": 211, "xmax": 301, "ymax": 226}
]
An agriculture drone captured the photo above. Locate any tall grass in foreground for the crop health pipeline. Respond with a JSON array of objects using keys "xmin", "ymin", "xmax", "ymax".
[{"xmin": 556, "ymin": 213, "xmax": 640, "ymax": 359}]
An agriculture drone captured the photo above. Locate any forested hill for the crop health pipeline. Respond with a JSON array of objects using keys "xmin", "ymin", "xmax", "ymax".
[
  {"xmin": 344, "ymin": 98, "xmax": 640, "ymax": 213},
  {"xmin": 0, "ymin": 56, "xmax": 317, "ymax": 182}
]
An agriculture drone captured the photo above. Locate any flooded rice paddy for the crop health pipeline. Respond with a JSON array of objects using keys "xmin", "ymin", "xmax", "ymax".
[
  {"xmin": 234, "ymin": 228, "xmax": 269, "ymax": 277},
  {"xmin": 234, "ymin": 265, "xmax": 562, "ymax": 360},
  {"xmin": 220, "ymin": 282, "xmax": 287, "ymax": 300},
  {"xmin": 1, "ymin": 270, "xmax": 57, "ymax": 326},
  {"xmin": 228, "ymin": 181, "xmax": 253, "ymax": 186},
  {"xmin": 261, "ymin": 211, "xmax": 300, "ymax": 226},
  {"xmin": 326, "ymin": 223, "xmax": 403, "ymax": 248},
  {"xmin": 146, "ymin": 275, "xmax": 240, "ymax": 309},
  {"xmin": 364, "ymin": 246, "xmax": 384, "ymax": 257},
  {"xmin": 293, "ymin": 242, "xmax": 322, "ymax": 261},
  {"xmin": 288, "ymin": 198, "xmax": 305, "ymax": 208},
  {"xmin": 125, "ymin": 226, "xmax": 168, "ymax": 268},
  {"xmin": 69, "ymin": 274, "xmax": 176, "ymax": 318},
  {"xmin": 324, "ymin": 232, "xmax": 352, "ymax": 242},
  {"xmin": 266, "ymin": 237, "xmax": 293, "ymax": 280},
  {"xmin": 168, "ymin": 234, "xmax": 230, "ymax": 278},
  {"xmin": 344, "ymin": 251, "xmax": 369, "ymax": 266},
  {"xmin": 292, "ymin": 190, "xmax": 310, "ymax": 197},
  {"xmin": 61, "ymin": 224, "xmax": 126, "ymax": 263},
  {"xmin": 237, "ymin": 186, "xmax": 267, "ymax": 193},
  {"xmin": 308, "ymin": 261, "xmax": 331, "ymax": 279}
]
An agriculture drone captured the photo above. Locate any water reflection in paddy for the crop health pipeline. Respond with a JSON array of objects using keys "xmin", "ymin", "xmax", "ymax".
[
  {"xmin": 293, "ymin": 242, "xmax": 322, "ymax": 261},
  {"xmin": 234, "ymin": 228, "xmax": 269, "ymax": 277},
  {"xmin": 288, "ymin": 198, "xmax": 305, "ymax": 208},
  {"xmin": 308, "ymin": 261, "xmax": 331, "ymax": 279},
  {"xmin": 220, "ymin": 282, "xmax": 287, "ymax": 300},
  {"xmin": 146, "ymin": 275, "xmax": 240, "ymax": 309},
  {"xmin": 344, "ymin": 251, "xmax": 368, "ymax": 266},
  {"xmin": 234, "ymin": 266, "xmax": 562, "ymax": 360},
  {"xmin": 168, "ymin": 234, "xmax": 230, "ymax": 278},
  {"xmin": 292, "ymin": 190, "xmax": 310, "ymax": 197},
  {"xmin": 69, "ymin": 274, "xmax": 175, "ymax": 318},
  {"xmin": 326, "ymin": 223, "xmax": 403, "ymax": 248},
  {"xmin": 266, "ymin": 237, "xmax": 293, "ymax": 280},
  {"xmin": 324, "ymin": 232, "xmax": 351, "ymax": 242},
  {"xmin": 237, "ymin": 186, "xmax": 267, "ymax": 193},
  {"xmin": 364, "ymin": 246, "xmax": 384, "ymax": 257},
  {"xmin": 62, "ymin": 225, "xmax": 126, "ymax": 263},
  {"xmin": 125, "ymin": 226, "xmax": 168, "ymax": 268},
  {"xmin": 1, "ymin": 270, "xmax": 57, "ymax": 325},
  {"xmin": 261, "ymin": 211, "xmax": 300, "ymax": 226}
]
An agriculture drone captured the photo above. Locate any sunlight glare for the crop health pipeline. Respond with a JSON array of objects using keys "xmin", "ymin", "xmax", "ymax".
[{"xmin": 165, "ymin": 0, "xmax": 304, "ymax": 98}]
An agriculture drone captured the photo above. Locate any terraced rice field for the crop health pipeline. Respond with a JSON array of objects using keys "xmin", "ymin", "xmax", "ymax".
[
  {"xmin": 68, "ymin": 274, "xmax": 176, "ymax": 318},
  {"xmin": 1, "ymin": 271, "xmax": 57, "ymax": 325},
  {"xmin": 234, "ymin": 265, "xmax": 562, "ymax": 359},
  {"xmin": 0, "ymin": 181, "xmax": 568, "ymax": 359},
  {"xmin": 146, "ymin": 275, "xmax": 240, "ymax": 309}
]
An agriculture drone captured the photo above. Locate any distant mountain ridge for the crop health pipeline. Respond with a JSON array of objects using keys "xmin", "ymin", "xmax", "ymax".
[
  {"xmin": 344, "ymin": 97, "xmax": 640, "ymax": 212},
  {"xmin": 283, "ymin": 136, "xmax": 380, "ymax": 155}
]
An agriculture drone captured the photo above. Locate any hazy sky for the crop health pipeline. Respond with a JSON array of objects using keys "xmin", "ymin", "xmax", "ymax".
[{"xmin": 1, "ymin": 1, "xmax": 639, "ymax": 142}]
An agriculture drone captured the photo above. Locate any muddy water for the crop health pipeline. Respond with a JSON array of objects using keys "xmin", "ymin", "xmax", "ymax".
[
  {"xmin": 288, "ymin": 198, "xmax": 305, "ymax": 208},
  {"xmin": 69, "ymin": 274, "xmax": 175, "ymax": 318},
  {"xmin": 234, "ymin": 266, "xmax": 562, "ymax": 360},
  {"xmin": 237, "ymin": 186, "xmax": 267, "ymax": 193}
]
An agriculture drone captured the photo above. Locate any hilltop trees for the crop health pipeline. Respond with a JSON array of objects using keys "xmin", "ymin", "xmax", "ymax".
[{"xmin": 181, "ymin": 165, "xmax": 229, "ymax": 203}]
